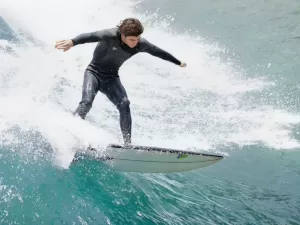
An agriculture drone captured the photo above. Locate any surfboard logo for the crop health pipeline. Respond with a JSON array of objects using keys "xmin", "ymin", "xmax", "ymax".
[{"xmin": 177, "ymin": 153, "xmax": 188, "ymax": 159}]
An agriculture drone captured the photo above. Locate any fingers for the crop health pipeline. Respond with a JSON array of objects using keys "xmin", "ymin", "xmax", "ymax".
[
  {"xmin": 56, "ymin": 45, "xmax": 68, "ymax": 50},
  {"xmin": 55, "ymin": 42, "xmax": 67, "ymax": 48},
  {"xmin": 55, "ymin": 40, "xmax": 66, "ymax": 48},
  {"xmin": 55, "ymin": 40, "xmax": 66, "ymax": 44},
  {"xmin": 55, "ymin": 40, "xmax": 71, "ymax": 51}
]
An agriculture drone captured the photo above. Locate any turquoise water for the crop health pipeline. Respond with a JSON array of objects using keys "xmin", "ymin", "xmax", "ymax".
[{"xmin": 1, "ymin": 0, "xmax": 300, "ymax": 224}]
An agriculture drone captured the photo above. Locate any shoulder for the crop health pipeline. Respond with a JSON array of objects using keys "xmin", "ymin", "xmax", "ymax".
[
  {"xmin": 96, "ymin": 27, "xmax": 118, "ymax": 40},
  {"xmin": 138, "ymin": 37, "xmax": 154, "ymax": 51},
  {"xmin": 139, "ymin": 37, "xmax": 151, "ymax": 46}
]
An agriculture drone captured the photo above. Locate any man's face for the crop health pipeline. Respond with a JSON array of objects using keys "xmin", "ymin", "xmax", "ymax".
[{"xmin": 121, "ymin": 34, "xmax": 140, "ymax": 48}]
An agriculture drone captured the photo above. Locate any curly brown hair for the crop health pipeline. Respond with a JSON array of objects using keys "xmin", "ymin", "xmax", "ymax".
[{"xmin": 118, "ymin": 18, "xmax": 144, "ymax": 37}]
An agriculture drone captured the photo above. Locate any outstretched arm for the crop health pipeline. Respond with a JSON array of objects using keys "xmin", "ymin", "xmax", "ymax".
[
  {"xmin": 55, "ymin": 29, "xmax": 111, "ymax": 52},
  {"xmin": 139, "ymin": 38, "xmax": 186, "ymax": 67},
  {"xmin": 71, "ymin": 30, "xmax": 109, "ymax": 46}
]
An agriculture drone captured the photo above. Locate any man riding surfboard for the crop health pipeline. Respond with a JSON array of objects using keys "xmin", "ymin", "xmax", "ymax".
[{"xmin": 55, "ymin": 18, "xmax": 186, "ymax": 146}]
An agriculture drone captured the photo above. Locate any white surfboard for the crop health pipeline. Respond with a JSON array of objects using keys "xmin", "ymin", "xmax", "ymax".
[{"xmin": 75, "ymin": 144, "xmax": 224, "ymax": 173}]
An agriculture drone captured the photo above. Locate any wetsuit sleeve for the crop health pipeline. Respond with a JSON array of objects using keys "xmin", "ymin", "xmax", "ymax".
[
  {"xmin": 139, "ymin": 38, "xmax": 181, "ymax": 65},
  {"xmin": 71, "ymin": 29, "xmax": 111, "ymax": 46}
]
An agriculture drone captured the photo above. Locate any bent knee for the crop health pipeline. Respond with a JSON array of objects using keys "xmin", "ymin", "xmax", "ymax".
[{"xmin": 117, "ymin": 97, "xmax": 130, "ymax": 111}]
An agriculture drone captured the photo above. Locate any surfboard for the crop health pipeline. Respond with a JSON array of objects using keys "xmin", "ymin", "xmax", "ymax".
[{"xmin": 74, "ymin": 144, "xmax": 224, "ymax": 173}]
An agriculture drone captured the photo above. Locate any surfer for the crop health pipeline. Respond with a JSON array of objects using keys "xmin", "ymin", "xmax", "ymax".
[{"xmin": 55, "ymin": 18, "xmax": 186, "ymax": 146}]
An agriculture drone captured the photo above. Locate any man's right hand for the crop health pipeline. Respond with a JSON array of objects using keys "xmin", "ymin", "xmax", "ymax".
[{"xmin": 55, "ymin": 40, "xmax": 74, "ymax": 52}]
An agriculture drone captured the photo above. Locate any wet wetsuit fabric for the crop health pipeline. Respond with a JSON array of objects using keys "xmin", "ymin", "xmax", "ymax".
[{"xmin": 71, "ymin": 27, "xmax": 181, "ymax": 145}]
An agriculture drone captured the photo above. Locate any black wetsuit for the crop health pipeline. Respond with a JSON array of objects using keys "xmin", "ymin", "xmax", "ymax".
[{"xmin": 71, "ymin": 27, "xmax": 181, "ymax": 145}]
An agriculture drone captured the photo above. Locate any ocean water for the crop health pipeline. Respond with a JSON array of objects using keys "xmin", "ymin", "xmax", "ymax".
[{"xmin": 1, "ymin": 0, "xmax": 300, "ymax": 224}]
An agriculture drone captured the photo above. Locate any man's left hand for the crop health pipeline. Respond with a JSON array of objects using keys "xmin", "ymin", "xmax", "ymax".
[{"xmin": 180, "ymin": 62, "xmax": 187, "ymax": 67}]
